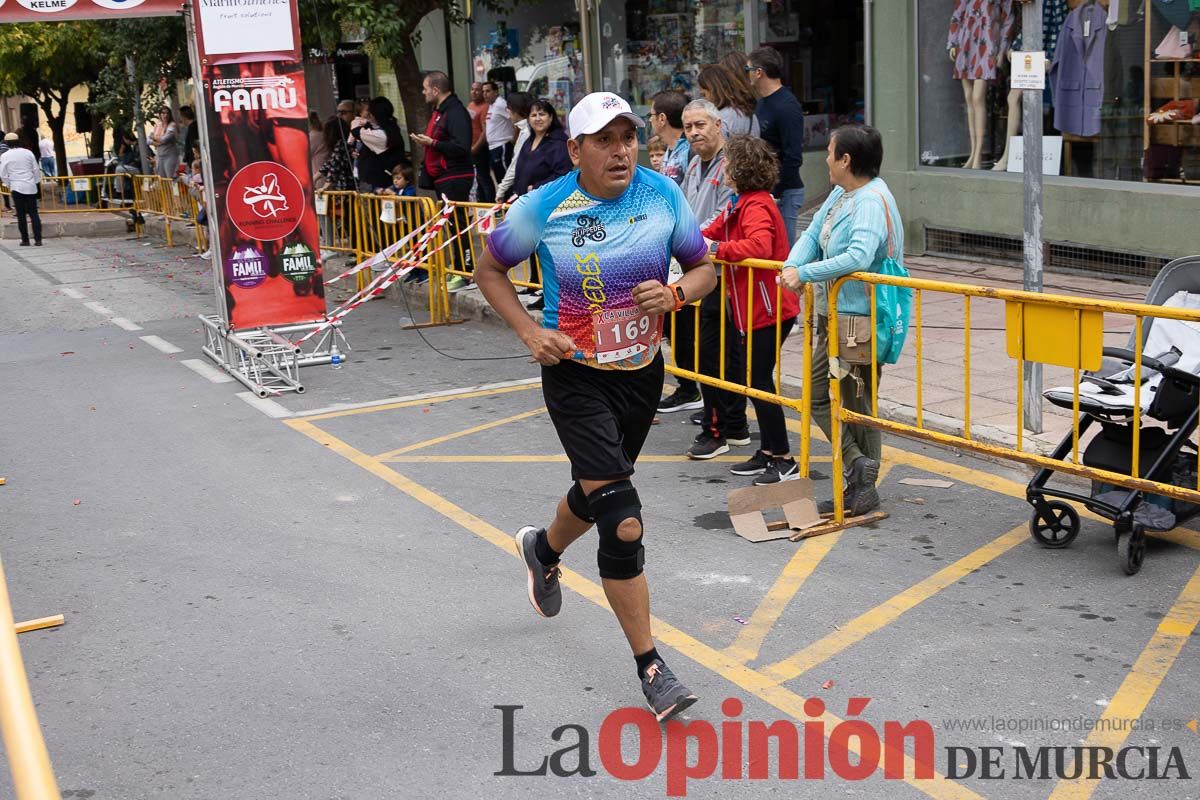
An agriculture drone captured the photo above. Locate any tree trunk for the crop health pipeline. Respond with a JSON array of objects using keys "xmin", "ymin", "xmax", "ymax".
[
  {"xmin": 392, "ymin": 47, "xmax": 429, "ymax": 168},
  {"xmin": 89, "ymin": 112, "xmax": 106, "ymax": 159},
  {"xmin": 50, "ymin": 86, "xmax": 72, "ymax": 177}
]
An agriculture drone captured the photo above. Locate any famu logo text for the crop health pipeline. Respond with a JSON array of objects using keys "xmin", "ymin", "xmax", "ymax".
[{"xmin": 212, "ymin": 76, "xmax": 298, "ymax": 113}]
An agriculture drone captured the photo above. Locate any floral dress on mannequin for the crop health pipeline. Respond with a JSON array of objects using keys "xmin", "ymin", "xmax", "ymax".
[{"xmin": 947, "ymin": 0, "xmax": 1018, "ymax": 80}]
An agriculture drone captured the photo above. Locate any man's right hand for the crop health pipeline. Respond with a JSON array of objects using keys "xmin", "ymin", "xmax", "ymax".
[{"xmin": 522, "ymin": 328, "xmax": 576, "ymax": 365}]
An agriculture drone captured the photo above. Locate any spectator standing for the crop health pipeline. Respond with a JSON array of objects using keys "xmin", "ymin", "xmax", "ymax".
[
  {"xmin": 782, "ymin": 125, "xmax": 901, "ymax": 516},
  {"xmin": 179, "ymin": 106, "xmax": 198, "ymax": 165},
  {"xmin": 698, "ymin": 64, "xmax": 760, "ymax": 137},
  {"xmin": 510, "ymin": 98, "xmax": 571, "ymax": 310},
  {"xmin": 318, "ymin": 115, "xmax": 355, "ymax": 261},
  {"xmin": 0, "ymin": 132, "xmax": 43, "ymax": 245},
  {"xmin": 150, "ymin": 107, "xmax": 180, "ymax": 178},
  {"xmin": 649, "ymin": 91, "xmax": 690, "ymax": 185},
  {"xmin": 309, "ymin": 111, "xmax": 331, "ymax": 190},
  {"xmin": 746, "ymin": 47, "xmax": 806, "ymax": 245},
  {"xmin": 704, "ymin": 135, "xmax": 800, "ymax": 483},
  {"xmin": 496, "ymin": 92, "xmax": 533, "ymax": 202},
  {"xmin": 674, "ymin": 99, "xmax": 748, "ymax": 459},
  {"xmin": 351, "ymin": 96, "xmax": 407, "ymax": 193},
  {"xmin": 38, "ymin": 133, "xmax": 55, "ymax": 177},
  {"xmin": 467, "ymin": 81, "xmax": 495, "ymax": 203},
  {"xmin": 482, "ymin": 81, "xmax": 515, "ymax": 188},
  {"xmin": 411, "ymin": 70, "xmax": 476, "ymax": 291}
]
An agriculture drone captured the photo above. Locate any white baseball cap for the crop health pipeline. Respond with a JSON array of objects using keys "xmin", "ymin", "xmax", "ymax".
[{"xmin": 568, "ymin": 92, "xmax": 645, "ymax": 138}]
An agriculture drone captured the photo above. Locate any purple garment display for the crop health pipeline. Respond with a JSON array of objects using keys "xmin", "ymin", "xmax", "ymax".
[{"xmin": 1048, "ymin": 2, "xmax": 1108, "ymax": 137}]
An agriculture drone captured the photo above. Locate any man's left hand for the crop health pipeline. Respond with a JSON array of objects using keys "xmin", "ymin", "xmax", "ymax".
[{"xmin": 632, "ymin": 280, "xmax": 675, "ymax": 315}]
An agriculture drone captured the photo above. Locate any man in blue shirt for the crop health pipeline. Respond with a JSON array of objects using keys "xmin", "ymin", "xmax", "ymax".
[
  {"xmin": 649, "ymin": 90, "xmax": 691, "ymax": 186},
  {"xmin": 747, "ymin": 47, "xmax": 806, "ymax": 245},
  {"xmin": 475, "ymin": 91, "xmax": 717, "ymax": 721}
]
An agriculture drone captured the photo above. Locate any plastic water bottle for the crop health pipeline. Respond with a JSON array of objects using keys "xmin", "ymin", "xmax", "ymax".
[{"xmin": 331, "ymin": 354, "xmax": 342, "ymax": 370}]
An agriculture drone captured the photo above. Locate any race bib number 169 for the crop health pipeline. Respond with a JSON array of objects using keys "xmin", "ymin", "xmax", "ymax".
[{"xmin": 592, "ymin": 307, "xmax": 661, "ymax": 364}]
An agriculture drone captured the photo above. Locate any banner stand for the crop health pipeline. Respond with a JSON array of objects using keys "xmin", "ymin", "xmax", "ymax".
[{"xmin": 184, "ymin": 1, "xmax": 349, "ymax": 395}]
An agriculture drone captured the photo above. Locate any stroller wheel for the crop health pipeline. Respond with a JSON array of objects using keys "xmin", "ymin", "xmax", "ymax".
[
  {"xmin": 1029, "ymin": 500, "xmax": 1080, "ymax": 548},
  {"xmin": 1117, "ymin": 524, "xmax": 1147, "ymax": 575}
]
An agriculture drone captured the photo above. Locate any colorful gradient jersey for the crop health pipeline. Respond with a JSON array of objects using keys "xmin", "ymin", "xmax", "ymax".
[{"xmin": 486, "ymin": 166, "xmax": 707, "ymax": 370}]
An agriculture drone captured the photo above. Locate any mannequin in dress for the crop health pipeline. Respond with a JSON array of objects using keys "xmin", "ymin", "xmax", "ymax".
[
  {"xmin": 948, "ymin": 0, "xmax": 1017, "ymax": 169},
  {"xmin": 993, "ymin": 0, "xmax": 1072, "ymax": 171}
]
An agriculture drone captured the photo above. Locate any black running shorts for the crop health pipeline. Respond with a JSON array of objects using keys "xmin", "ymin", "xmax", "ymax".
[{"xmin": 541, "ymin": 353, "xmax": 665, "ymax": 482}]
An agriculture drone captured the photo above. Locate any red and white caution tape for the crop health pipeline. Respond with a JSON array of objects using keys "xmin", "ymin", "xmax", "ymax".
[
  {"xmin": 323, "ymin": 213, "xmax": 438, "ymax": 286},
  {"xmin": 295, "ymin": 199, "xmax": 509, "ymax": 345}
]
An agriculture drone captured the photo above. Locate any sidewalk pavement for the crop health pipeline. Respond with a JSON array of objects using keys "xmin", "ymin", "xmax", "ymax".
[{"xmin": 396, "ymin": 254, "xmax": 1153, "ymax": 457}]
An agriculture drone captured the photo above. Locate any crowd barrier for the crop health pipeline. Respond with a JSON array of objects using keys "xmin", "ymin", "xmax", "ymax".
[
  {"xmin": 0, "ymin": 551, "xmax": 60, "ymax": 799},
  {"xmin": 1, "ymin": 173, "xmax": 139, "ymax": 216},
  {"xmin": 825, "ymin": 271, "xmax": 1200, "ymax": 528}
]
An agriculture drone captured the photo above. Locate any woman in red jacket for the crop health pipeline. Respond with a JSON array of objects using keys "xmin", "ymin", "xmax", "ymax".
[{"xmin": 702, "ymin": 135, "xmax": 802, "ymax": 485}]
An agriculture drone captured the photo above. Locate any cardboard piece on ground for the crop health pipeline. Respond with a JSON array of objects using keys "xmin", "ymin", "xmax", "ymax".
[
  {"xmin": 728, "ymin": 479, "xmax": 818, "ymax": 542},
  {"xmin": 898, "ymin": 478, "xmax": 954, "ymax": 489}
]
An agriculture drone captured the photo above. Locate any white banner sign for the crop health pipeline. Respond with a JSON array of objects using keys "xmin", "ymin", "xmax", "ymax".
[{"xmin": 1006, "ymin": 136, "xmax": 1064, "ymax": 176}]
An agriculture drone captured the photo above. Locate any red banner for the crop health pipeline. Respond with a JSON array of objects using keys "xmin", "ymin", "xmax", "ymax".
[
  {"xmin": 196, "ymin": 56, "xmax": 325, "ymax": 329},
  {"xmin": 0, "ymin": 0, "xmax": 182, "ymax": 22}
]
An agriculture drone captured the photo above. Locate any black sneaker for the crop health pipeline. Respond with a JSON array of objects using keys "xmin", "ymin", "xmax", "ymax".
[
  {"xmin": 730, "ymin": 449, "xmax": 771, "ymax": 476},
  {"xmin": 688, "ymin": 410, "xmax": 704, "ymax": 426},
  {"xmin": 641, "ymin": 660, "xmax": 698, "ymax": 722},
  {"xmin": 658, "ymin": 389, "xmax": 703, "ymax": 413},
  {"xmin": 687, "ymin": 432, "xmax": 729, "ymax": 460},
  {"xmin": 724, "ymin": 425, "xmax": 752, "ymax": 446},
  {"xmin": 515, "ymin": 526, "xmax": 562, "ymax": 618},
  {"xmin": 754, "ymin": 457, "xmax": 800, "ymax": 485}
]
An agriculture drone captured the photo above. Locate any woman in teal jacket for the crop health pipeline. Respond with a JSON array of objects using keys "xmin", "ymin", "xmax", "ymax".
[{"xmin": 782, "ymin": 124, "xmax": 903, "ymax": 517}]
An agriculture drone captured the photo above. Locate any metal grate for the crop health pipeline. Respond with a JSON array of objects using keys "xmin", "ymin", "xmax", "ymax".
[{"xmin": 925, "ymin": 225, "xmax": 1170, "ymax": 281}]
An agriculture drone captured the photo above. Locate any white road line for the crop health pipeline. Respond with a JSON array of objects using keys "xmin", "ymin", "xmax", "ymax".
[
  {"xmin": 237, "ymin": 392, "xmax": 292, "ymax": 419},
  {"xmin": 111, "ymin": 317, "xmax": 143, "ymax": 331},
  {"xmin": 83, "ymin": 301, "xmax": 114, "ymax": 316},
  {"xmin": 140, "ymin": 335, "xmax": 182, "ymax": 354},
  {"xmin": 60, "ymin": 287, "xmax": 85, "ymax": 300},
  {"xmin": 293, "ymin": 377, "xmax": 544, "ymax": 418},
  {"xmin": 181, "ymin": 358, "xmax": 235, "ymax": 384}
]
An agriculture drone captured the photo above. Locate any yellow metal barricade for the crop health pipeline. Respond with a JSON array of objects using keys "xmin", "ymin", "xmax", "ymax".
[
  {"xmin": 355, "ymin": 193, "xmax": 452, "ymax": 324},
  {"xmin": 0, "ymin": 551, "xmax": 60, "ymax": 799},
  {"xmin": 665, "ymin": 259, "xmax": 814, "ymax": 478},
  {"xmin": 315, "ymin": 190, "xmax": 358, "ymax": 258},
  {"xmin": 826, "ymin": 271, "xmax": 1200, "ymax": 527},
  {"xmin": 2, "ymin": 174, "xmax": 139, "ymax": 218}
]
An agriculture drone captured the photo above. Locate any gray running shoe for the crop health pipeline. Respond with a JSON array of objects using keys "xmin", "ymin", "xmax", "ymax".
[
  {"xmin": 641, "ymin": 660, "xmax": 698, "ymax": 722},
  {"xmin": 516, "ymin": 526, "xmax": 562, "ymax": 618}
]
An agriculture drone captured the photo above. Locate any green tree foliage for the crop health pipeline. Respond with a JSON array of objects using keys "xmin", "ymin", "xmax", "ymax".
[{"xmin": 0, "ymin": 21, "xmax": 105, "ymax": 172}]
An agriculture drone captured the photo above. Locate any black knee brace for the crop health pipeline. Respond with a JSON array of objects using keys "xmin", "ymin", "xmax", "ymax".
[
  {"xmin": 588, "ymin": 480, "xmax": 644, "ymax": 580},
  {"xmin": 566, "ymin": 481, "xmax": 594, "ymax": 523}
]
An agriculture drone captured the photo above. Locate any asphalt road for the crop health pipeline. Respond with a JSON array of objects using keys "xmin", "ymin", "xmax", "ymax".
[{"xmin": 2, "ymin": 235, "xmax": 1199, "ymax": 800}]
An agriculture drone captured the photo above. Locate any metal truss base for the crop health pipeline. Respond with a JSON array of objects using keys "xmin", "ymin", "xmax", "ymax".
[{"xmin": 199, "ymin": 315, "xmax": 350, "ymax": 397}]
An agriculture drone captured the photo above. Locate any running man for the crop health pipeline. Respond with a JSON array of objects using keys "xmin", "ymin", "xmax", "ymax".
[{"xmin": 474, "ymin": 92, "xmax": 717, "ymax": 721}]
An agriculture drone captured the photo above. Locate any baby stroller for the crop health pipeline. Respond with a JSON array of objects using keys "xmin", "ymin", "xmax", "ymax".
[{"xmin": 1026, "ymin": 256, "xmax": 1200, "ymax": 575}]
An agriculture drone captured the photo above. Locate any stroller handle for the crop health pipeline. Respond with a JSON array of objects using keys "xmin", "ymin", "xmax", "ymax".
[{"xmin": 1103, "ymin": 347, "xmax": 1199, "ymax": 387}]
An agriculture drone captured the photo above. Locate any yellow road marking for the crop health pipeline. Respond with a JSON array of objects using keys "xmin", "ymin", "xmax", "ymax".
[
  {"xmin": 1047, "ymin": 564, "xmax": 1200, "ymax": 800},
  {"xmin": 723, "ymin": 533, "xmax": 842, "ymax": 663},
  {"xmin": 761, "ymin": 524, "xmax": 1029, "ymax": 685},
  {"xmin": 383, "ymin": 454, "xmax": 833, "ymax": 464},
  {"xmin": 284, "ymin": 417, "xmax": 981, "ymax": 800},
  {"xmin": 300, "ymin": 382, "xmax": 541, "ymax": 422},
  {"xmin": 374, "ymin": 407, "xmax": 549, "ymax": 460}
]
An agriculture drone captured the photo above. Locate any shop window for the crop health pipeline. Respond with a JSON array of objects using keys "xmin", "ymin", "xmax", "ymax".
[
  {"xmin": 920, "ymin": 0, "xmax": 1200, "ymax": 183},
  {"xmin": 472, "ymin": 10, "xmax": 587, "ymax": 117}
]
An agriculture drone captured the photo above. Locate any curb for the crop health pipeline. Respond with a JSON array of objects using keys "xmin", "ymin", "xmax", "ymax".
[{"xmin": 387, "ymin": 280, "xmax": 1059, "ymax": 460}]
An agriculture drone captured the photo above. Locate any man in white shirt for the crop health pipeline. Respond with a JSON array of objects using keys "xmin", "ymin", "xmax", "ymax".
[
  {"xmin": 0, "ymin": 132, "xmax": 43, "ymax": 245},
  {"xmin": 38, "ymin": 134, "xmax": 55, "ymax": 177},
  {"xmin": 482, "ymin": 81, "xmax": 515, "ymax": 190}
]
